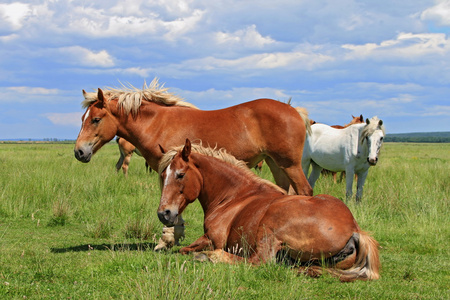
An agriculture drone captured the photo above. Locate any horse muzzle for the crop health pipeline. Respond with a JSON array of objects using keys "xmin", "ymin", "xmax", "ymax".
[
  {"xmin": 367, "ymin": 157, "xmax": 378, "ymax": 166},
  {"xmin": 157, "ymin": 209, "xmax": 179, "ymax": 226},
  {"xmin": 74, "ymin": 145, "xmax": 93, "ymax": 163}
]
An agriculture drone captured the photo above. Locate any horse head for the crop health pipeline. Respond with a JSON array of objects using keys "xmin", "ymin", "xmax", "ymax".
[
  {"xmin": 157, "ymin": 139, "xmax": 203, "ymax": 226},
  {"xmin": 74, "ymin": 88, "xmax": 119, "ymax": 163},
  {"xmin": 363, "ymin": 117, "xmax": 385, "ymax": 166}
]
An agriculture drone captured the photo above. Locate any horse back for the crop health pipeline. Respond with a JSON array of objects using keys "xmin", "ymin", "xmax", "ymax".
[
  {"xmin": 305, "ymin": 124, "xmax": 362, "ymax": 168},
  {"xmin": 138, "ymin": 99, "xmax": 306, "ymax": 169}
]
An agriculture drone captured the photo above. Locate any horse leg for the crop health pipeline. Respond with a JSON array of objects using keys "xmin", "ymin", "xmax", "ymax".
[
  {"xmin": 179, "ymin": 234, "xmax": 213, "ymax": 254},
  {"xmin": 264, "ymin": 157, "xmax": 292, "ymax": 193},
  {"xmin": 199, "ymin": 236, "xmax": 282, "ymax": 265},
  {"xmin": 121, "ymin": 153, "xmax": 133, "ymax": 177},
  {"xmin": 154, "ymin": 215, "xmax": 185, "ymax": 251},
  {"xmin": 307, "ymin": 161, "xmax": 322, "ymax": 189},
  {"xmin": 355, "ymin": 170, "xmax": 369, "ymax": 202},
  {"xmin": 345, "ymin": 168, "xmax": 355, "ymax": 200},
  {"xmin": 115, "ymin": 153, "xmax": 125, "ymax": 174}
]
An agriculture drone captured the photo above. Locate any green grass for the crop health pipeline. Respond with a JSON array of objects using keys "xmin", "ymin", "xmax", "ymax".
[{"xmin": 0, "ymin": 142, "xmax": 448, "ymax": 299}]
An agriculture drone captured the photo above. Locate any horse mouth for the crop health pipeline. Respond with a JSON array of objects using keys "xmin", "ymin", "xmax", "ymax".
[
  {"xmin": 74, "ymin": 146, "xmax": 93, "ymax": 163},
  {"xmin": 367, "ymin": 158, "xmax": 378, "ymax": 166},
  {"xmin": 75, "ymin": 152, "xmax": 92, "ymax": 163},
  {"xmin": 157, "ymin": 209, "xmax": 179, "ymax": 226}
]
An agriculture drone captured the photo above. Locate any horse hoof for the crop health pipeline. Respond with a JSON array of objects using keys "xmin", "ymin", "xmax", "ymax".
[{"xmin": 193, "ymin": 253, "xmax": 210, "ymax": 262}]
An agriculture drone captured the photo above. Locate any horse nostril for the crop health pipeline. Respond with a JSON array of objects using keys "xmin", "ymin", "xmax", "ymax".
[{"xmin": 163, "ymin": 209, "xmax": 171, "ymax": 220}]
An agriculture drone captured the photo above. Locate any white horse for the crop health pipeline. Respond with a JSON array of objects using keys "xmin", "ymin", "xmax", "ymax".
[{"xmin": 302, "ymin": 116, "xmax": 385, "ymax": 201}]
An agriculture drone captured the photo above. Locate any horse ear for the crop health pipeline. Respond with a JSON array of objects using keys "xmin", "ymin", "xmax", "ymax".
[
  {"xmin": 97, "ymin": 88, "xmax": 106, "ymax": 107},
  {"xmin": 82, "ymin": 89, "xmax": 88, "ymax": 99},
  {"xmin": 181, "ymin": 138, "xmax": 191, "ymax": 162},
  {"xmin": 158, "ymin": 144, "xmax": 166, "ymax": 154},
  {"xmin": 366, "ymin": 118, "xmax": 370, "ymax": 125},
  {"xmin": 359, "ymin": 114, "xmax": 364, "ymax": 122},
  {"xmin": 378, "ymin": 119, "xmax": 383, "ymax": 126}
]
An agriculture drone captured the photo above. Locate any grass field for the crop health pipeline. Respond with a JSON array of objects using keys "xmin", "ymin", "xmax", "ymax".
[{"xmin": 0, "ymin": 142, "xmax": 448, "ymax": 299}]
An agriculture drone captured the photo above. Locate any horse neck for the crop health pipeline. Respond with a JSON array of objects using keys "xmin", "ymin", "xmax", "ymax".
[
  {"xmin": 193, "ymin": 154, "xmax": 273, "ymax": 214},
  {"xmin": 108, "ymin": 100, "xmax": 162, "ymax": 168},
  {"xmin": 354, "ymin": 124, "xmax": 369, "ymax": 155}
]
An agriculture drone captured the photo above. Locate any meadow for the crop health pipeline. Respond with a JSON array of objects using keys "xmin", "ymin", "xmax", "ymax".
[{"xmin": 0, "ymin": 142, "xmax": 448, "ymax": 299}]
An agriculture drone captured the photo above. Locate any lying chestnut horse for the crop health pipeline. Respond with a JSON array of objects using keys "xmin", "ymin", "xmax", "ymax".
[{"xmin": 157, "ymin": 139, "xmax": 380, "ymax": 282}]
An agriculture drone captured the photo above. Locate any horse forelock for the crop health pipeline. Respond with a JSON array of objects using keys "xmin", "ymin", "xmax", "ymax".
[
  {"xmin": 158, "ymin": 142, "xmax": 286, "ymax": 194},
  {"xmin": 80, "ymin": 78, "xmax": 198, "ymax": 114},
  {"xmin": 360, "ymin": 116, "xmax": 385, "ymax": 142}
]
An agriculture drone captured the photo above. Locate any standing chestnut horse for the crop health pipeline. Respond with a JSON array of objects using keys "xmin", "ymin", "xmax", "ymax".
[
  {"xmin": 74, "ymin": 79, "xmax": 312, "ymax": 195},
  {"xmin": 74, "ymin": 79, "xmax": 312, "ymax": 247},
  {"xmin": 157, "ymin": 139, "xmax": 380, "ymax": 282}
]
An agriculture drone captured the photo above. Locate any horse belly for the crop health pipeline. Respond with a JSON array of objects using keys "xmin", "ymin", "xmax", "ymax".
[{"xmin": 310, "ymin": 149, "xmax": 347, "ymax": 172}]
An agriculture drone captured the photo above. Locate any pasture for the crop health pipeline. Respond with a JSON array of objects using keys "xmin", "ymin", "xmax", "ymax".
[{"xmin": 0, "ymin": 142, "xmax": 448, "ymax": 299}]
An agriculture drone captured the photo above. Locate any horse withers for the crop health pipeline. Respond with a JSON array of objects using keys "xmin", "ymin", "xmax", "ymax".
[
  {"xmin": 302, "ymin": 117, "xmax": 385, "ymax": 202},
  {"xmin": 157, "ymin": 139, "xmax": 380, "ymax": 282}
]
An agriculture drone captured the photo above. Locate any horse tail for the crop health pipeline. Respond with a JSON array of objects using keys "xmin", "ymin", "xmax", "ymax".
[
  {"xmin": 295, "ymin": 107, "xmax": 312, "ymax": 136},
  {"xmin": 300, "ymin": 231, "xmax": 380, "ymax": 282}
]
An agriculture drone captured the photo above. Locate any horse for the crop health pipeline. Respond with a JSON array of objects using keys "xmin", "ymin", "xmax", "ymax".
[
  {"xmin": 74, "ymin": 78, "xmax": 313, "ymax": 249},
  {"xmin": 302, "ymin": 117, "xmax": 385, "ymax": 202},
  {"xmin": 331, "ymin": 114, "xmax": 364, "ymax": 129},
  {"xmin": 116, "ymin": 137, "xmax": 150, "ymax": 176},
  {"xmin": 322, "ymin": 114, "xmax": 365, "ymax": 183},
  {"xmin": 157, "ymin": 139, "xmax": 380, "ymax": 282}
]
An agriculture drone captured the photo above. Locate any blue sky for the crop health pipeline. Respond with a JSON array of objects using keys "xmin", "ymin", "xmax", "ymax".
[{"xmin": 1, "ymin": 0, "xmax": 449, "ymax": 139}]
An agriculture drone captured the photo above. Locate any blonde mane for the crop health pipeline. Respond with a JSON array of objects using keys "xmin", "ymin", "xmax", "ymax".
[
  {"xmin": 81, "ymin": 78, "xmax": 198, "ymax": 115},
  {"xmin": 361, "ymin": 116, "xmax": 385, "ymax": 143},
  {"xmin": 159, "ymin": 142, "xmax": 286, "ymax": 194}
]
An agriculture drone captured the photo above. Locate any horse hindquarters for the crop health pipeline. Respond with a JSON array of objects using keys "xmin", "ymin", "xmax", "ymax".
[{"xmin": 300, "ymin": 231, "xmax": 380, "ymax": 282}]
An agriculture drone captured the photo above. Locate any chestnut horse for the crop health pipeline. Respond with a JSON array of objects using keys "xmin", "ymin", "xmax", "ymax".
[
  {"xmin": 116, "ymin": 137, "xmax": 150, "ymax": 176},
  {"xmin": 74, "ymin": 79, "xmax": 312, "ymax": 248},
  {"xmin": 157, "ymin": 139, "xmax": 380, "ymax": 282}
]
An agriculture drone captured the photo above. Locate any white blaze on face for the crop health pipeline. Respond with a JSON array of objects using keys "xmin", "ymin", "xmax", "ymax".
[
  {"xmin": 368, "ymin": 130, "xmax": 384, "ymax": 163},
  {"xmin": 164, "ymin": 162, "xmax": 175, "ymax": 187},
  {"xmin": 79, "ymin": 108, "xmax": 91, "ymax": 136}
]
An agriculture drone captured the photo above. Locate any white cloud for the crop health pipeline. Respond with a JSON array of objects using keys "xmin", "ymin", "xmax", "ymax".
[
  {"xmin": 179, "ymin": 50, "xmax": 333, "ymax": 72},
  {"xmin": 342, "ymin": 32, "xmax": 450, "ymax": 59},
  {"xmin": 58, "ymin": 46, "xmax": 115, "ymax": 67},
  {"xmin": 421, "ymin": 0, "xmax": 450, "ymax": 26},
  {"xmin": 45, "ymin": 112, "xmax": 82, "ymax": 127},
  {"xmin": 0, "ymin": 2, "xmax": 31, "ymax": 31},
  {"xmin": 215, "ymin": 25, "xmax": 275, "ymax": 48},
  {"xmin": 8, "ymin": 86, "xmax": 59, "ymax": 95}
]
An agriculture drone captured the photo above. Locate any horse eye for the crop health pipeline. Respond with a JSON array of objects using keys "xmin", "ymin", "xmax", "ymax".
[
  {"xmin": 176, "ymin": 173, "xmax": 185, "ymax": 179},
  {"xmin": 91, "ymin": 118, "xmax": 101, "ymax": 124}
]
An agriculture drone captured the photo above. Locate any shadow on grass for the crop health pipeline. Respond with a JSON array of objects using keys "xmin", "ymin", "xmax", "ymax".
[{"xmin": 50, "ymin": 242, "xmax": 158, "ymax": 253}]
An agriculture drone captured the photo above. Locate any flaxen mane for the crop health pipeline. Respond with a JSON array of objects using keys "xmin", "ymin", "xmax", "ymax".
[
  {"xmin": 361, "ymin": 116, "xmax": 385, "ymax": 144},
  {"xmin": 159, "ymin": 143, "xmax": 286, "ymax": 194},
  {"xmin": 82, "ymin": 78, "xmax": 198, "ymax": 116}
]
